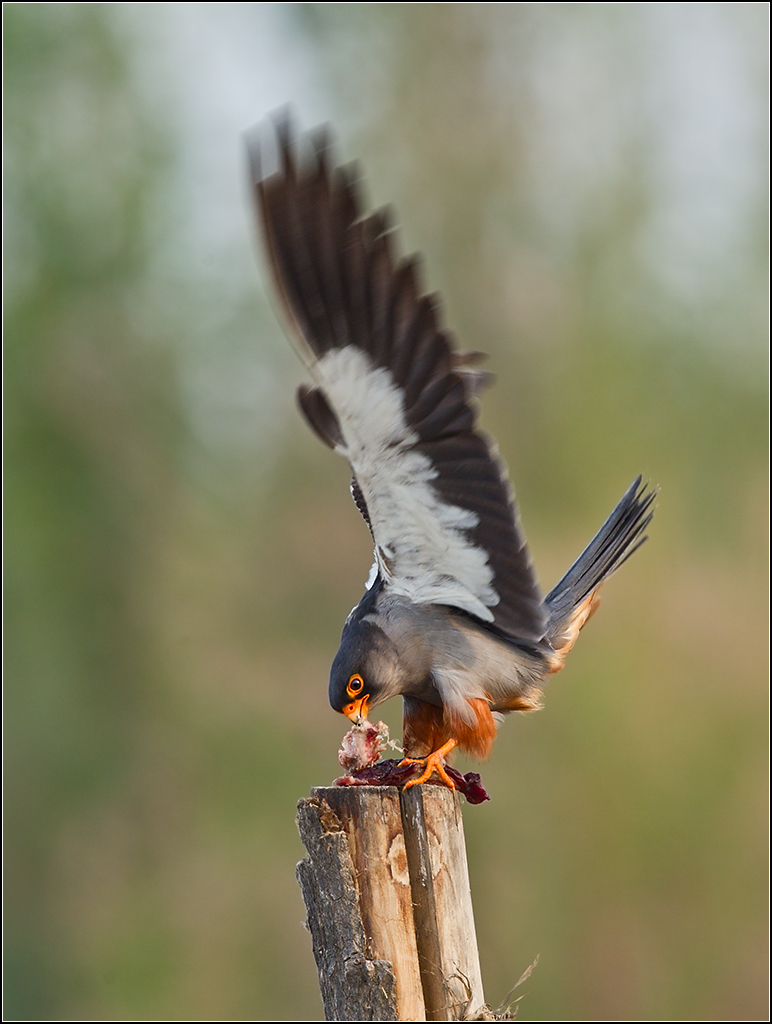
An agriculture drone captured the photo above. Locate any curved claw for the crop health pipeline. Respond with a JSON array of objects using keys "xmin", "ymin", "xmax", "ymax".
[{"xmin": 400, "ymin": 739, "xmax": 458, "ymax": 790}]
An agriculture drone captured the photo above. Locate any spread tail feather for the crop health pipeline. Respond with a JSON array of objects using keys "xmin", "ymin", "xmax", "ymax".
[{"xmin": 545, "ymin": 476, "xmax": 655, "ymax": 665}]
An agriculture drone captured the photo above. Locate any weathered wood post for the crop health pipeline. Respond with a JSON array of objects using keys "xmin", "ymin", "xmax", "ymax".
[{"xmin": 296, "ymin": 784, "xmax": 487, "ymax": 1022}]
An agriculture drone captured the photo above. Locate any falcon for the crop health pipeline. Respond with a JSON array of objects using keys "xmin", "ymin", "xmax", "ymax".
[{"xmin": 249, "ymin": 115, "xmax": 655, "ymax": 790}]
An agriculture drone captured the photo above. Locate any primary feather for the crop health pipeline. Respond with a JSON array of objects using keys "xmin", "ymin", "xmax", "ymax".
[{"xmin": 250, "ymin": 114, "xmax": 547, "ymax": 641}]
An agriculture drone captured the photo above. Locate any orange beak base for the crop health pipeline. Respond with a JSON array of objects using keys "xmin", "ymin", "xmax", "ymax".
[{"xmin": 342, "ymin": 695, "xmax": 370, "ymax": 722}]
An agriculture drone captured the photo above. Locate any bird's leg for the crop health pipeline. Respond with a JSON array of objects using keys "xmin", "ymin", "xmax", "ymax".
[{"xmin": 400, "ymin": 739, "xmax": 458, "ymax": 790}]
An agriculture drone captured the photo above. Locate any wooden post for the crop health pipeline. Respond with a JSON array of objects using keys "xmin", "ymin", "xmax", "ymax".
[{"xmin": 296, "ymin": 785, "xmax": 487, "ymax": 1022}]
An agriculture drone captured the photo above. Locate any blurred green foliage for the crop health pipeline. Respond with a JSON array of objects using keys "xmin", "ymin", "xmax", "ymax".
[{"xmin": 4, "ymin": 4, "xmax": 767, "ymax": 1021}]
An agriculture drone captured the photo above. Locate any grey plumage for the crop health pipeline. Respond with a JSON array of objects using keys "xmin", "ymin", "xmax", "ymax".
[{"xmin": 249, "ymin": 114, "xmax": 655, "ymax": 762}]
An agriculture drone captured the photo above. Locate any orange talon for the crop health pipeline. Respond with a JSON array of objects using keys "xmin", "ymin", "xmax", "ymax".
[{"xmin": 401, "ymin": 739, "xmax": 458, "ymax": 790}]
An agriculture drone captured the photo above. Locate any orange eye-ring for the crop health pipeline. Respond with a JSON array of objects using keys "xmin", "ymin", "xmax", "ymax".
[{"xmin": 347, "ymin": 674, "xmax": 364, "ymax": 697}]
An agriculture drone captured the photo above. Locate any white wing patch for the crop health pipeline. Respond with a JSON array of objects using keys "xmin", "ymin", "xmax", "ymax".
[
  {"xmin": 364, "ymin": 561, "xmax": 379, "ymax": 591},
  {"xmin": 314, "ymin": 346, "xmax": 499, "ymax": 621}
]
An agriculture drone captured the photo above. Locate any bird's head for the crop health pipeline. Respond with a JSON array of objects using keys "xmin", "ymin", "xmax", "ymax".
[{"xmin": 328, "ymin": 614, "xmax": 400, "ymax": 722}]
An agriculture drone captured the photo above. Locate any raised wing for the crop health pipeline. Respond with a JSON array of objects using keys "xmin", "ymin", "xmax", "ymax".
[{"xmin": 250, "ymin": 114, "xmax": 547, "ymax": 642}]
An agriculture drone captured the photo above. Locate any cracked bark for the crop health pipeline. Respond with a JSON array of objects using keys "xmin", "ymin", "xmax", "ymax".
[{"xmin": 296, "ymin": 785, "xmax": 486, "ymax": 1021}]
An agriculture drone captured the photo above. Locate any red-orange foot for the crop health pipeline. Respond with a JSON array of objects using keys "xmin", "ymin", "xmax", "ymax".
[{"xmin": 400, "ymin": 739, "xmax": 458, "ymax": 790}]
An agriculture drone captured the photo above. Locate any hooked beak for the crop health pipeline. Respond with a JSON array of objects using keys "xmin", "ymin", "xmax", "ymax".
[{"xmin": 342, "ymin": 695, "xmax": 370, "ymax": 722}]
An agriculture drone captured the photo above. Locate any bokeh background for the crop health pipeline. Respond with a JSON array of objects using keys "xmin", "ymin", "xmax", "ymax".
[{"xmin": 4, "ymin": 4, "xmax": 768, "ymax": 1021}]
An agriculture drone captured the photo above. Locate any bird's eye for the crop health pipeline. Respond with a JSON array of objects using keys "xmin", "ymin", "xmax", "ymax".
[{"xmin": 347, "ymin": 674, "xmax": 364, "ymax": 697}]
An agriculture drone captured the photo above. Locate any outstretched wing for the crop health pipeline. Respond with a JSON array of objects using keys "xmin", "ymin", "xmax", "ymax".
[{"xmin": 249, "ymin": 114, "xmax": 547, "ymax": 642}]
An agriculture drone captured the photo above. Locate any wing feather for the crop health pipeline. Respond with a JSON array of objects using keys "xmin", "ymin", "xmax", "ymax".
[{"xmin": 250, "ymin": 114, "xmax": 547, "ymax": 641}]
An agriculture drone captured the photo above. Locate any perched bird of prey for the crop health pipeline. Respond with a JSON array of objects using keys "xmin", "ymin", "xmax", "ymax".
[{"xmin": 249, "ymin": 116, "xmax": 655, "ymax": 790}]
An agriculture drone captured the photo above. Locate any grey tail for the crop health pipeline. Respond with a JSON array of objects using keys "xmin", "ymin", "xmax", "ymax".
[{"xmin": 545, "ymin": 476, "xmax": 656, "ymax": 650}]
